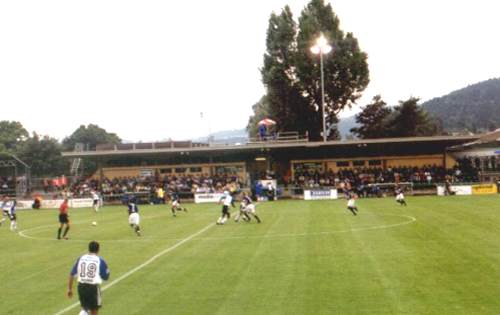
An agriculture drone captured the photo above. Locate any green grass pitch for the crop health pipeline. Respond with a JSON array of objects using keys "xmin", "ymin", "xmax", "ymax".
[{"xmin": 1, "ymin": 195, "xmax": 499, "ymax": 315}]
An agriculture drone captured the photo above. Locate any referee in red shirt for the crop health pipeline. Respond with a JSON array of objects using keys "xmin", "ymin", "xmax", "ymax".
[{"xmin": 57, "ymin": 198, "xmax": 70, "ymax": 240}]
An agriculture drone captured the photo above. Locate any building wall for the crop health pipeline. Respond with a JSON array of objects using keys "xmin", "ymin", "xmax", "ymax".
[
  {"xmin": 291, "ymin": 154, "xmax": 445, "ymax": 177},
  {"xmin": 96, "ymin": 162, "xmax": 246, "ymax": 180}
]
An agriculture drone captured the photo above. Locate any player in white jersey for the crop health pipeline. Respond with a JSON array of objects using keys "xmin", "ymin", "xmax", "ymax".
[
  {"xmin": 395, "ymin": 186, "xmax": 407, "ymax": 206},
  {"xmin": 346, "ymin": 193, "xmax": 358, "ymax": 216},
  {"xmin": 216, "ymin": 191, "xmax": 233, "ymax": 225},
  {"xmin": 1, "ymin": 196, "xmax": 17, "ymax": 231},
  {"xmin": 235, "ymin": 192, "xmax": 261, "ymax": 223},
  {"xmin": 91, "ymin": 191, "xmax": 100, "ymax": 212},
  {"xmin": 68, "ymin": 241, "xmax": 110, "ymax": 315}
]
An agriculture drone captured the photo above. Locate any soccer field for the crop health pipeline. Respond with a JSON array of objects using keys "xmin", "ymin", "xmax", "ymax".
[{"xmin": 1, "ymin": 195, "xmax": 499, "ymax": 315}]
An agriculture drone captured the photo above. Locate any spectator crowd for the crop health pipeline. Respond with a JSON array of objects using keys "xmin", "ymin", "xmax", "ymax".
[
  {"xmin": 290, "ymin": 157, "xmax": 480, "ymax": 190},
  {"xmin": 68, "ymin": 173, "xmax": 244, "ymax": 199}
]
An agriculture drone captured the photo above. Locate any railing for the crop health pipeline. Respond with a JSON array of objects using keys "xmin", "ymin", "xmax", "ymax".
[
  {"xmin": 95, "ymin": 141, "xmax": 209, "ymax": 152},
  {"xmin": 247, "ymin": 131, "xmax": 309, "ymax": 144}
]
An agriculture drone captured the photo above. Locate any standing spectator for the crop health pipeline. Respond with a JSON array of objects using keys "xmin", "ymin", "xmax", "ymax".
[{"xmin": 258, "ymin": 124, "xmax": 267, "ymax": 141}]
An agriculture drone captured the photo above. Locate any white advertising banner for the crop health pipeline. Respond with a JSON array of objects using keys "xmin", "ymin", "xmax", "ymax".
[
  {"xmin": 16, "ymin": 198, "xmax": 94, "ymax": 209},
  {"xmin": 304, "ymin": 189, "xmax": 338, "ymax": 200},
  {"xmin": 194, "ymin": 193, "xmax": 225, "ymax": 204},
  {"xmin": 69, "ymin": 198, "xmax": 94, "ymax": 208},
  {"xmin": 16, "ymin": 200, "xmax": 33, "ymax": 210},
  {"xmin": 437, "ymin": 185, "xmax": 472, "ymax": 196}
]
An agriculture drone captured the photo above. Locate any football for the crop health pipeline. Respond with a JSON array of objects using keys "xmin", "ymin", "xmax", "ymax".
[{"xmin": 92, "ymin": 221, "xmax": 97, "ymax": 226}]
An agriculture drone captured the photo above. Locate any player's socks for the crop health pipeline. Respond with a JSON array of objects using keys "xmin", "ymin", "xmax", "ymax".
[
  {"xmin": 10, "ymin": 221, "xmax": 16, "ymax": 231},
  {"xmin": 57, "ymin": 227, "xmax": 62, "ymax": 239},
  {"xmin": 254, "ymin": 215, "xmax": 261, "ymax": 223},
  {"xmin": 63, "ymin": 226, "xmax": 70, "ymax": 237},
  {"xmin": 135, "ymin": 226, "xmax": 141, "ymax": 236},
  {"xmin": 0, "ymin": 217, "xmax": 6, "ymax": 225}
]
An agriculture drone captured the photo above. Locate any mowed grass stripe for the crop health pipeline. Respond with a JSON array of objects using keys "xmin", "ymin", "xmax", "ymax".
[{"xmin": 1, "ymin": 196, "xmax": 500, "ymax": 314}]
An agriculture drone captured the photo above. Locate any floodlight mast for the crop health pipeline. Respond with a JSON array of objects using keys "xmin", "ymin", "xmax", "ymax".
[{"xmin": 310, "ymin": 34, "xmax": 332, "ymax": 142}]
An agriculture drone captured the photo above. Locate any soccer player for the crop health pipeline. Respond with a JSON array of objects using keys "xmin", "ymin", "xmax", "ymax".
[
  {"xmin": 67, "ymin": 241, "xmax": 110, "ymax": 315},
  {"xmin": 216, "ymin": 191, "xmax": 232, "ymax": 225},
  {"xmin": 58, "ymin": 198, "xmax": 71, "ymax": 240},
  {"xmin": 395, "ymin": 186, "xmax": 407, "ymax": 206},
  {"xmin": 127, "ymin": 197, "xmax": 141, "ymax": 236},
  {"xmin": 91, "ymin": 191, "xmax": 100, "ymax": 212},
  {"xmin": 1, "ymin": 196, "xmax": 17, "ymax": 231},
  {"xmin": 170, "ymin": 190, "xmax": 187, "ymax": 217},
  {"xmin": 346, "ymin": 193, "xmax": 358, "ymax": 216},
  {"xmin": 235, "ymin": 192, "xmax": 261, "ymax": 223}
]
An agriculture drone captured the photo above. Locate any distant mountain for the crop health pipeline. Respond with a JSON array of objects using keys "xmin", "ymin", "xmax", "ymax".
[
  {"xmin": 194, "ymin": 129, "xmax": 248, "ymax": 144},
  {"xmin": 337, "ymin": 116, "xmax": 358, "ymax": 139},
  {"xmin": 422, "ymin": 78, "xmax": 500, "ymax": 132}
]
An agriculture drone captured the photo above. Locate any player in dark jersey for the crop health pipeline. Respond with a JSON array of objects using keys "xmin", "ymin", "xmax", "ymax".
[
  {"xmin": 127, "ymin": 196, "xmax": 141, "ymax": 236},
  {"xmin": 57, "ymin": 198, "xmax": 71, "ymax": 239},
  {"xmin": 170, "ymin": 191, "xmax": 187, "ymax": 217},
  {"xmin": 238, "ymin": 192, "xmax": 261, "ymax": 223}
]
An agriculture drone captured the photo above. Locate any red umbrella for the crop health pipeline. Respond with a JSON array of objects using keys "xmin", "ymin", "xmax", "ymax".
[{"xmin": 258, "ymin": 118, "xmax": 276, "ymax": 126}]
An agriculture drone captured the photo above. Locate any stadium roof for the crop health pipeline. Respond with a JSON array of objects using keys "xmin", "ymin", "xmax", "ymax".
[{"xmin": 62, "ymin": 135, "xmax": 479, "ymax": 160}]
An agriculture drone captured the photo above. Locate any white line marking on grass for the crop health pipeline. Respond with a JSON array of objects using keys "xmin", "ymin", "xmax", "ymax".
[
  {"xmin": 52, "ymin": 222, "xmax": 214, "ymax": 315},
  {"xmin": 17, "ymin": 214, "xmax": 172, "ymax": 242},
  {"xmin": 194, "ymin": 214, "xmax": 417, "ymax": 241}
]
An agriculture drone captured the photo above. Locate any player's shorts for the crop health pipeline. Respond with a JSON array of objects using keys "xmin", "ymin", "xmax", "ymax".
[
  {"xmin": 59, "ymin": 213, "xmax": 69, "ymax": 224},
  {"xmin": 128, "ymin": 213, "xmax": 140, "ymax": 225},
  {"xmin": 396, "ymin": 193, "xmax": 404, "ymax": 201},
  {"xmin": 93, "ymin": 200, "xmax": 99, "ymax": 206},
  {"xmin": 347, "ymin": 200, "xmax": 355, "ymax": 208},
  {"xmin": 243, "ymin": 204, "xmax": 256, "ymax": 214},
  {"xmin": 172, "ymin": 200, "xmax": 179, "ymax": 207},
  {"xmin": 77, "ymin": 283, "xmax": 102, "ymax": 311}
]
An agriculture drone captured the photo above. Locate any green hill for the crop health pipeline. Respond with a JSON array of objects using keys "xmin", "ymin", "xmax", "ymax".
[{"xmin": 422, "ymin": 78, "xmax": 500, "ymax": 132}]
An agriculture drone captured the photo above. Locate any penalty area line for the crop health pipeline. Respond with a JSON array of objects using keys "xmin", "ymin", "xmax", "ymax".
[{"xmin": 53, "ymin": 222, "xmax": 214, "ymax": 315}]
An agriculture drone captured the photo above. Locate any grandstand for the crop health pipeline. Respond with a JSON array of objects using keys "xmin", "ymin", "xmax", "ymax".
[{"xmin": 60, "ymin": 134, "xmax": 482, "ymax": 200}]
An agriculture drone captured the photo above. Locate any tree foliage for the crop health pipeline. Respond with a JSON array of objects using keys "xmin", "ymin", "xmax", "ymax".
[
  {"xmin": 350, "ymin": 95, "xmax": 391, "ymax": 139},
  {"xmin": 388, "ymin": 97, "xmax": 439, "ymax": 137},
  {"xmin": 0, "ymin": 121, "xmax": 29, "ymax": 153},
  {"xmin": 62, "ymin": 124, "xmax": 121, "ymax": 151},
  {"xmin": 248, "ymin": 0, "xmax": 369, "ymax": 140},
  {"xmin": 247, "ymin": 96, "xmax": 271, "ymax": 137},
  {"xmin": 351, "ymin": 96, "xmax": 440, "ymax": 139},
  {"xmin": 17, "ymin": 133, "xmax": 67, "ymax": 177},
  {"xmin": 295, "ymin": 0, "xmax": 369, "ymax": 139}
]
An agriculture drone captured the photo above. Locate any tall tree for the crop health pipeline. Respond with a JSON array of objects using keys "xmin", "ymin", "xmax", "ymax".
[
  {"xmin": 295, "ymin": 0, "xmax": 369, "ymax": 140},
  {"xmin": 62, "ymin": 124, "xmax": 121, "ymax": 151},
  {"xmin": 0, "ymin": 121, "xmax": 29, "ymax": 153},
  {"xmin": 259, "ymin": 6, "xmax": 312, "ymax": 136},
  {"xmin": 17, "ymin": 133, "xmax": 66, "ymax": 177},
  {"xmin": 351, "ymin": 95, "xmax": 392, "ymax": 139},
  {"xmin": 247, "ymin": 96, "xmax": 271, "ymax": 137},
  {"xmin": 388, "ymin": 97, "xmax": 439, "ymax": 137},
  {"xmin": 248, "ymin": 0, "xmax": 369, "ymax": 140}
]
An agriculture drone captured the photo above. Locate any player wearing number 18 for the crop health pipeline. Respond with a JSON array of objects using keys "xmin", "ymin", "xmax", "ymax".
[{"xmin": 67, "ymin": 241, "xmax": 110, "ymax": 315}]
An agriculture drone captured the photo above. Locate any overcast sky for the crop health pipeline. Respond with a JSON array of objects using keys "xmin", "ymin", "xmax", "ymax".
[{"xmin": 1, "ymin": 0, "xmax": 499, "ymax": 142}]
